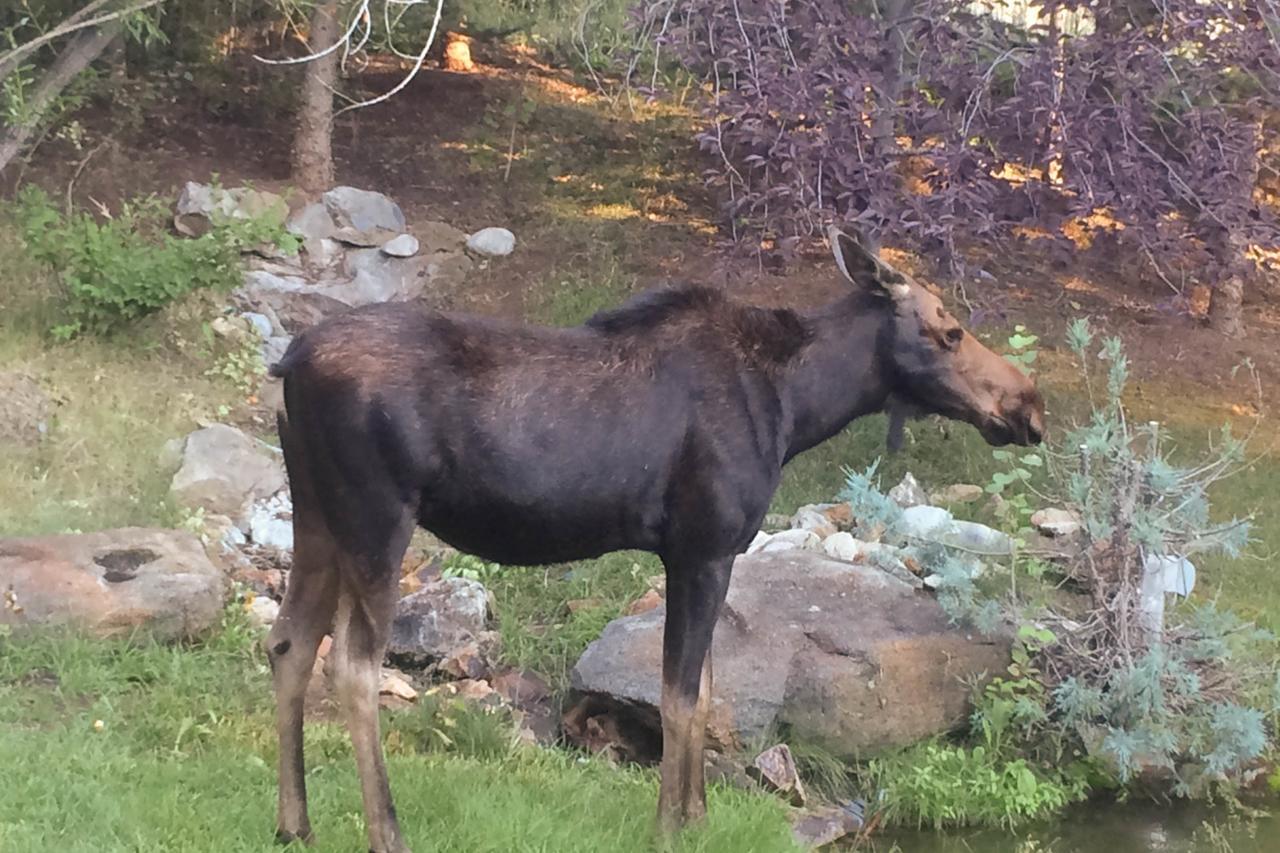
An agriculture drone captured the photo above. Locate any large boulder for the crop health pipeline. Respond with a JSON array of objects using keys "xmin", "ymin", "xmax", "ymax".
[
  {"xmin": 170, "ymin": 424, "xmax": 287, "ymax": 519},
  {"xmin": 387, "ymin": 577, "xmax": 490, "ymax": 665},
  {"xmin": 323, "ymin": 186, "xmax": 407, "ymax": 233},
  {"xmin": 0, "ymin": 528, "xmax": 229, "ymax": 640},
  {"xmin": 570, "ymin": 550, "xmax": 1009, "ymax": 756}
]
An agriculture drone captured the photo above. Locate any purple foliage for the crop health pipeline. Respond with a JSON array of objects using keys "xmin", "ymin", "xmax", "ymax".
[{"xmin": 638, "ymin": 0, "xmax": 1280, "ymax": 283}]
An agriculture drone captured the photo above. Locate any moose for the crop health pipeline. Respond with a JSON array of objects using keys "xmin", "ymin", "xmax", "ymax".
[{"xmin": 264, "ymin": 226, "xmax": 1045, "ymax": 852}]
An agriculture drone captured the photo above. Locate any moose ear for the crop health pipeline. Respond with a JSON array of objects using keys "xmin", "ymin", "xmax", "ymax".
[{"xmin": 827, "ymin": 225, "xmax": 909, "ymax": 300}]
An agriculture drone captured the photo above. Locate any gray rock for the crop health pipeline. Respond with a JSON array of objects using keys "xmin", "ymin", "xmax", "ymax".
[
  {"xmin": 247, "ymin": 492, "xmax": 293, "ymax": 552},
  {"xmin": 760, "ymin": 529, "xmax": 821, "ymax": 554},
  {"xmin": 301, "ymin": 236, "xmax": 342, "ymax": 269},
  {"xmin": 241, "ymin": 312, "xmax": 274, "ymax": 341},
  {"xmin": 248, "ymin": 595, "xmax": 280, "ymax": 629},
  {"xmin": 466, "ymin": 226, "xmax": 516, "ymax": 257},
  {"xmin": 382, "ymin": 234, "xmax": 420, "ymax": 257},
  {"xmin": 323, "ymin": 186, "xmax": 407, "ymax": 233},
  {"xmin": 331, "ymin": 226, "xmax": 400, "ymax": 248},
  {"xmin": 899, "ymin": 505, "xmax": 953, "ymax": 538},
  {"xmin": 286, "ymin": 202, "xmax": 337, "ymax": 241},
  {"xmin": 792, "ymin": 506, "xmax": 837, "ymax": 540},
  {"xmin": 888, "ymin": 472, "xmax": 928, "ymax": 508},
  {"xmin": 261, "ymin": 335, "xmax": 292, "ymax": 368},
  {"xmin": 0, "ymin": 372, "xmax": 51, "ymax": 447},
  {"xmin": 750, "ymin": 744, "xmax": 806, "ymax": 806},
  {"xmin": 235, "ymin": 269, "xmax": 349, "ymax": 332},
  {"xmin": 1031, "ymin": 508, "xmax": 1084, "ymax": 538},
  {"xmin": 388, "ymin": 577, "xmax": 490, "ymax": 664},
  {"xmin": 341, "ymin": 249, "xmax": 433, "ymax": 303},
  {"xmin": 571, "ymin": 550, "xmax": 1010, "ymax": 755},
  {"xmin": 174, "ymin": 181, "xmax": 286, "ymax": 237},
  {"xmin": 791, "ymin": 802, "xmax": 865, "ymax": 849},
  {"xmin": 170, "ymin": 424, "xmax": 287, "ymax": 519},
  {"xmin": 0, "ymin": 528, "xmax": 229, "ymax": 640}
]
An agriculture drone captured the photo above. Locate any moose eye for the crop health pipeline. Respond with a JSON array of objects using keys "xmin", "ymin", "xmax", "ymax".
[{"xmin": 944, "ymin": 327, "xmax": 964, "ymax": 347}]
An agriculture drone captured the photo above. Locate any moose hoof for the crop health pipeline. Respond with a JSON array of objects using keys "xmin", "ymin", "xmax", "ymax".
[{"xmin": 275, "ymin": 828, "xmax": 314, "ymax": 846}]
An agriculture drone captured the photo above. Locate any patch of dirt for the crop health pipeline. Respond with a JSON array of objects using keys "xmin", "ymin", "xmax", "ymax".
[{"xmin": 8, "ymin": 42, "xmax": 1278, "ymax": 417}]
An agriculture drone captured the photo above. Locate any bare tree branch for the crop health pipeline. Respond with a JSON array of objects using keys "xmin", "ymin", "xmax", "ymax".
[{"xmin": 0, "ymin": 0, "xmax": 164, "ymax": 77}]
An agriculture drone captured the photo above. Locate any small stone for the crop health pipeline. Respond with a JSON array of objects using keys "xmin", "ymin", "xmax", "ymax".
[
  {"xmin": 241, "ymin": 312, "xmax": 274, "ymax": 340},
  {"xmin": 791, "ymin": 801, "xmax": 865, "ymax": 849},
  {"xmin": 888, "ymin": 472, "xmax": 928, "ymax": 508},
  {"xmin": 247, "ymin": 595, "xmax": 279, "ymax": 628},
  {"xmin": 930, "ymin": 483, "xmax": 985, "ymax": 505},
  {"xmin": 760, "ymin": 529, "xmax": 821, "ymax": 553},
  {"xmin": 625, "ymin": 588, "xmax": 664, "ymax": 616},
  {"xmin": 439, "ymin": 640, "xmax": 490, "ymax": 681},
  {"xmin": 792, "ymin": 506, "xmax": 838, "ymax": 540},
  {"xmin": 899, "ymin": 505, "xmax": 953, "ymax": 538},
  {"xmin": 566, "ymin": 597, "xmax": 606, "ymax": 615},
  {"xmin": 466, "ymin": 227, "xmax": 516, "ymax": 257},
  {"xmin": 748, "ymin": 744, "xmax": 806, "ymax": 806},
  {"xmin": 331, "ymin": 225, "xmax": 399, "ymax": 248},
  {"xmin": 1031, "ymin": 508, "xmax": 1084, "ymax": 538},
  {"xmin": 492, "ymin": 669, "xmax": 552, "ymax": 708},
  {"xmin": 820, "ymin": 503, "xmax": 854, "ymax": 530},
  {"xmin": 822, "ymin": 532, "xmax": 866, "ymax": 562},
  {"xmin": 381, "ymin": 234, "xmax": 420, "ymax": 257},
  {"xmin": 746, "ymin": 530, "xmax": 774, "ymax": 555},
  {"xmin": 379, "ymin": 668, "xmax": 419, "ymax": 704},
  {"xmin": 247, "ymin": 492, "xmax": 293, "ymax": 552}
]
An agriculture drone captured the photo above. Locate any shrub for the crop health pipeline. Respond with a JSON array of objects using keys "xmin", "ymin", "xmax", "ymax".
[{"xmin": 12, "ymin": 187, "xmax": 295, "ymax": 338}]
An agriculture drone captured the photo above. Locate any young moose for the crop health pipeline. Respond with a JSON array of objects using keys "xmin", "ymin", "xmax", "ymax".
[{"xmin": 265, "ymin": 227, "xmax": 1045, "ymax": 852}]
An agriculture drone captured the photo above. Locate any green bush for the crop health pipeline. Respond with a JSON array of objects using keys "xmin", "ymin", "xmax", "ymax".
[{"xmin": 12, "ymin": 187, "xmax": 294, "ymax": 338}]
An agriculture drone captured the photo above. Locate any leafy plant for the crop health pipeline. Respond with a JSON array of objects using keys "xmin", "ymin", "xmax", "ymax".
[
  {"xmin": 13, "ymin": 187, "xmax": 295, "ymax": 338},
  {"xmin": 441, "ymin": 553, "xmax": 504, "ymax": 584}
]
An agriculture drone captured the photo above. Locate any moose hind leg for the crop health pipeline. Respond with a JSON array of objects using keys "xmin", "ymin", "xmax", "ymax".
[
  {"xmin": 266, "ymin": 533, "xmax": 338, "ymax": 844},
  {"xmin": 331, "ymin": 545, "xmax": 413, "ymax": 853},
  {"xmin": 656, "ymin": 556, "xmax": 733, "ymax": 834}
]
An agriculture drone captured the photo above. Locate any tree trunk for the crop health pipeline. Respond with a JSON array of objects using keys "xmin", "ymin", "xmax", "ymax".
[
  {"xmin": 0, "ymin": 23, "xmax": 122, "ymax": 175},
  {"xmin": 1208, "ymin": 271, "xmax": 1246, "ymax": 339},
  {"xmin": 865, "ymin": 0, "xmax": 915, "ymax": 252},
  {"xmin": 291, "ymin": 0, "xmax": 340, "ymax": 197}
]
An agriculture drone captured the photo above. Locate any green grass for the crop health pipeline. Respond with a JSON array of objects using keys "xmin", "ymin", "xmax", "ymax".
[{"xmin": 0, "ymin": 615, "xmax": 799, "ymax": 852}]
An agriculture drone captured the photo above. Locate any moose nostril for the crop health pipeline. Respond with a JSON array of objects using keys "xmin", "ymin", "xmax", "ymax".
[{"xmin": 1027, "ymin": 421, "xmax": 1044, "ymax": 445}]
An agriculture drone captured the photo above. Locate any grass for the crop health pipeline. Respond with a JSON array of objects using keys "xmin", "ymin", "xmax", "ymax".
[{"xmin": 0, "ymin": 613, "xmax": 799, "ymax": 852}]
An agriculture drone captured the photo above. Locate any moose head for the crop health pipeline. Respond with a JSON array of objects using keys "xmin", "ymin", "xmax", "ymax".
[{"xmin": 828, "ymin": 225, "xmax": 1045, "ymax": 447}]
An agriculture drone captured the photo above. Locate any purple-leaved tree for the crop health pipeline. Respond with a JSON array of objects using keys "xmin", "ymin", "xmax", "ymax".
[{"xmin": 640, "ymin": 0, "xmax": 1279, "ymax": 337}]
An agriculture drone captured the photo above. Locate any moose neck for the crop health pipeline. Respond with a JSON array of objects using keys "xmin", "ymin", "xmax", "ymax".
[{"xmin": 782, "ymin": 290, "xmax": 893, "ymax": 462}]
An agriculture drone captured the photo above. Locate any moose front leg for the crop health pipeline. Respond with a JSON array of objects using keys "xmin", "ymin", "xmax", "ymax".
[{"xmin": 657, "ymin": 555, "xmax": 733, "ymax": 834}]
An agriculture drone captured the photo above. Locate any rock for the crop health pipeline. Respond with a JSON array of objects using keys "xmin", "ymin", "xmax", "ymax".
[
  {"xmin": 625, "ymin": 588, "xmax": 664, "ymax": 616},
  {"xmin": 388, "ymin": 577, "xmax": 489, "ymax": 664},
  {"xmin": 0, "ymin": 528, "xmax": 230, "ymax": 640},
  {"xmin": 562, "ymin": 700, "xmax": 662, "ymax": 764},
  {"xmin": 746, "ymin": 530, "xmax": 773, "ymax": 555},
  {"xmin": 323, "ymin": 186, "xmax": 407, "ymax": 233},
  {"xmin": 170, "ymin": 425, "xmax": 287, "ymax": 519},
  {"xmin": 381, "ymin": 234, "xmax": 419, "ymax": 257},
  {"xmin": 930, "ymin": 484, "xmax": 985, "ymax": 505},
  {"xmin": 1032, "ymin": 508, "xmax": 1084, "ymax": 538},
  {"xmin": 0, "ymin": 372, "xmax": 52, "ymax": 446},
  {"xmin": 241, "ymin": 312, "xmax": 274, "ymax": 340},
  {"xmin": 262, "ymin": 335, "xmax": 292, "ymax": 368},
  {"xmin": 888, "ymin": 472, "xmax": 928, "ymax": 508},
  {"xmin": 438, "ymin": 639, "xmax": 490, "ymax": 681},
  {"xmin": 247, "ymin": 491, "xmax": 293, "ymax": 552},
  {"xmin": 762, "ymin": 513, "xmax": 794, "ymax": 532},
  {"xmin": 379, "ymin": 668, "xmax": 419, "ymax": 703},
  {"xmin": 342, "ymin": 248, "xmax": 434, "ymax": 303},
  {"xmin": 822, "ymin": 503, "xmax": 854, "ymax": 530},
  {"xmin": 821, "ymin": 532, "xmax": 867, "ymax": 562},
  {"xmin": 331, "ymin": 225, "xmax": 401, "ymax": 248},
  {"xmin": 301, "ymin": 236, "xmax": 342, "ymax": 269},
  {"xmin": 492, "ymin": 669, "xmax": 552, "ymax": 708},
  {"xmin": 247, "ymin": 595, "xmax": 279, "ymax": 628},
  {"xmin": 286, "ymin": 202, "xmax": 336, "ymax": 241},
  {"xmin": 173, "ymin": 181, "xmax": 286, "ymax": 238},
  {"xmin": 749, "ymin": 744, "xmax": 806, "ymax": 806},
  {"xmin": 791, "ymin": 801, "xmax": 865, "ymax": 849},
  {"xmin": 704, "ymin": 750, "xmax": 758, "ymax": 791},
  {"xmin": 760, "ymin": 529, "xmax": 821, "ymax": 554},
  {"xmin": 466, "ymin": 226, "xmax": 516, "ymax": 257},
  {"xmin": 792, "ymin": 506, "xmax": 838, "ymax": 540},
  {"xmin": 938, "ymin": 520, "xmax": 1015, "ymax": 556},
  {"xmin": 230, "ymin": 563, "xmax": 285, "ymax": 599},
  {"xmin": 570, "ymin": 550, "xmax": 1010, "ymax": 755},
  {"xmin": 898, "ymin": 505, "xmax": 953, "ymax": 538},
  {"xmin": 235, "ymin": 269, "xmax": 350, "ymax": 332}
]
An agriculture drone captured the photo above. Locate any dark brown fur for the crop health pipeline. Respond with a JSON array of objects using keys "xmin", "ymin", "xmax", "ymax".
[{"xmin": 263, "ymin": 227, "xmax": 1044, "ymax": 852}]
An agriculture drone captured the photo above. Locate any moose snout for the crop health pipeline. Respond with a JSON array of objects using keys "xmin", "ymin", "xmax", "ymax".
[{"xmin": 1006, "ymin": 396, "xmax": 1046, "ymax": 446}]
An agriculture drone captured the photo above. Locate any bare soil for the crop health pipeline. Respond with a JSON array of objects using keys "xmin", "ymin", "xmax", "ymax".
[{"xmin": 9, "ymin": 42, "xmax": 1279, "ymax": 410}]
